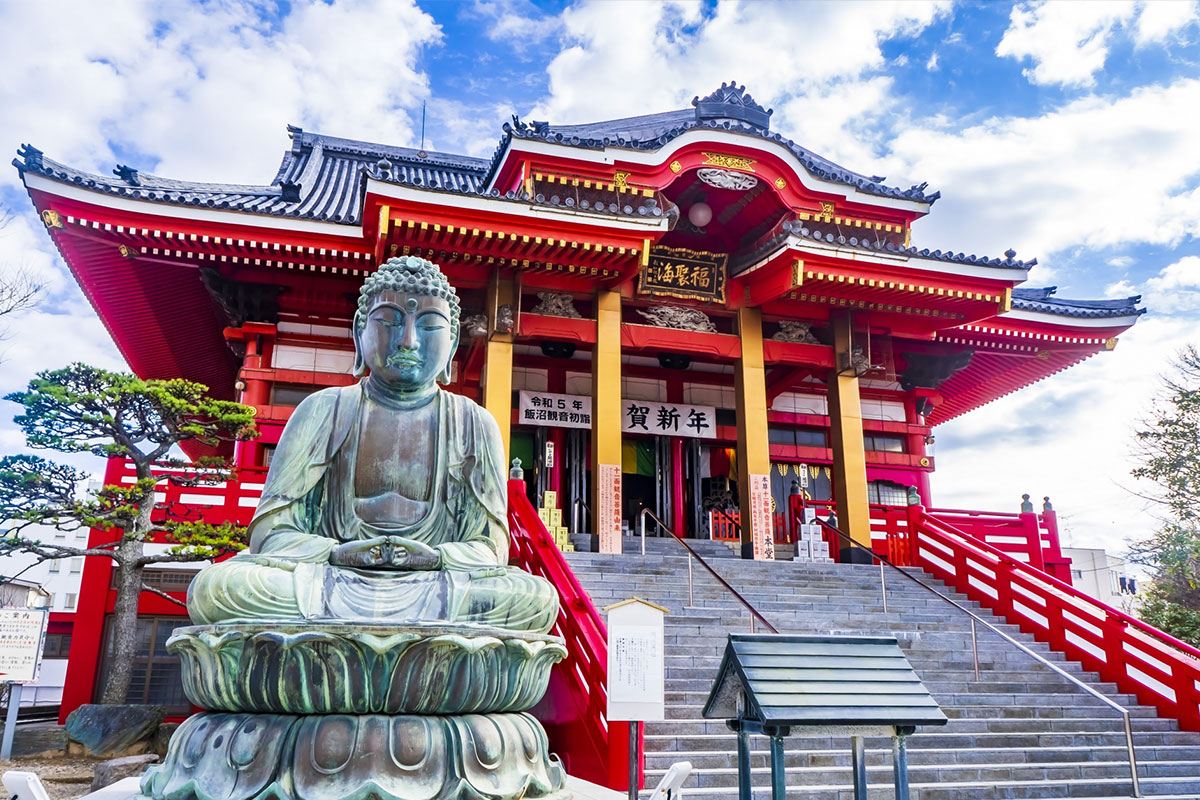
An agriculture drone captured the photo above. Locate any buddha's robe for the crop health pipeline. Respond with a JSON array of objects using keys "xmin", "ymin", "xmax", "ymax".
[{"xmin": 187, "ymin": 383, "xmax": 558, "ymax": 634}]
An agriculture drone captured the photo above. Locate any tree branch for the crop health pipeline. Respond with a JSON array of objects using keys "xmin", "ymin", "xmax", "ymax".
[{"xmin": 140, "ymin": 582, "xmax": 187, "ymax": 608}]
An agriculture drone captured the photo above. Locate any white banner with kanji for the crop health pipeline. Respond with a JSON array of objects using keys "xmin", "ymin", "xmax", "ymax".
[
  {"xmin": 621, "ymin": 400, "xmax": 716, "ymax": 438},
  {"xmin": 518, "ymin": 391, "xmax": 592, "ymax": 429}
]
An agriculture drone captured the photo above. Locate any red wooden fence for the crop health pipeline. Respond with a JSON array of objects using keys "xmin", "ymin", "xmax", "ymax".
[{"xmin": 506, "ymin": 479, "xmax": 639, "ymax": 792}]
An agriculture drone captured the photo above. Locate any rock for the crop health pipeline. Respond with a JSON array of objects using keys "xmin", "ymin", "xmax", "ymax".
[
  {"xmin": 91, "ymin": 754, "xmax": 159, "ymax": 791},
  {"xmin": 152, "ymin": 722, "xmax": 179, "ymax": 757},
  {"xmin": 64, "ymin": 704, "xmax": 165, "ymax": 757}
]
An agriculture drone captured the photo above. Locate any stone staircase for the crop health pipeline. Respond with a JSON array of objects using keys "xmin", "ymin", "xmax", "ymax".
[{"xmin": 562, "ymin": 537, "xmax": 1200, "ymax": 799}]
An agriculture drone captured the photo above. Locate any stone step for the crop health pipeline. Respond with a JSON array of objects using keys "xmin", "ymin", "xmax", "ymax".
[{"xmin": 561, "ymin": 550, "xmax": 1200, "ymax": 798}]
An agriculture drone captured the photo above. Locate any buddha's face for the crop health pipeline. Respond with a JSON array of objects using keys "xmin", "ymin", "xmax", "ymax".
[{"xmin": 357, "ymin": 290, "xmax": 455, "ymax": 390}]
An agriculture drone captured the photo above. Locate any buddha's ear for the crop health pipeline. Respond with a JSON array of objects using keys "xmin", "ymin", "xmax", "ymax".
[
  {"xmin": 439, "ymin": 329, "xmax": 459, "ymax": 385},
  {"xmin": 352, "ymin": 311, "xmax": 367, "ymax": 378}
]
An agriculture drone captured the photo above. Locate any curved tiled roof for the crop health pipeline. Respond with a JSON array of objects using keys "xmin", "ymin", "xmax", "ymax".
[
  {"xmin": 1011, "ymin": 286, "xmax": 1145, "ymax": 319},
  {"xmin": 13, "ymin": 131, "xmax": 491, "ymax": 226},
  {"xmin": 733, "ymin": 218, "xmax": 1035, "ymax": 275},
  {"xmin": 498, "ymin": 83, "xmax": 939, "ymax": 204}
]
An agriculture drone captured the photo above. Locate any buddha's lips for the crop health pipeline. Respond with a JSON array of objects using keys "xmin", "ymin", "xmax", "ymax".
[{"xmin": 386, "ymin": 352, "xmax": 421, "ymax": 367}]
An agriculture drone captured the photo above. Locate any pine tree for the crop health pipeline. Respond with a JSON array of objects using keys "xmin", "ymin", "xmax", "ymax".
[
  {"xmin": 0, "ymin": 364, "xmax": 256, "ymax": 703},
  {"xmin": 1130, "ymin": 346, "xmax": 1200, "ymax": 646}
]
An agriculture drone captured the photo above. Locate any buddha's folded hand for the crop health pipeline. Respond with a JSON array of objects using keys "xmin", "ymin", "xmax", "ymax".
[
  {"xmin": 387, "ymin": 536, "xmax": 442, "ymax": 571},
  {"xmin": 329, "ymin": 537, "xmax": 392, "ymax": 568}
]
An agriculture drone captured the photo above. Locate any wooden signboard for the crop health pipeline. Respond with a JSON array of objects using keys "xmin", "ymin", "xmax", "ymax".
[
  {"xmin": 639, "ymin": 247, "xmax": 728, "ymax": 304},
  {"xmin": 0, "ymin": 609, "xmax": 48, "ymax": 684},
  {"xmin": 605, "ymin": 598, "xmax": 668, "ymax": 722}
]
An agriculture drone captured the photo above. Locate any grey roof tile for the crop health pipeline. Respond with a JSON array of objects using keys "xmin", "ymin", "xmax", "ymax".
[{"xmin": 1011, "ymin": 286, "xmax": 1145, "ymax": 319}]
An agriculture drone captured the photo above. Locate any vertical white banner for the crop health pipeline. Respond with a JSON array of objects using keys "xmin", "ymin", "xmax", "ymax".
[
  {"xmin": 598, "ymin": 463, "xmax": 623, "ymax": 554},
  {"xmin": 749, "ymin": 473, "xmax": 775, "ymax": 560}
]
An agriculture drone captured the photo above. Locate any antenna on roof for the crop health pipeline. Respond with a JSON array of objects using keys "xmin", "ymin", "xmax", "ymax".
[{"xmin": 418, "ymin": 102, "xmax": 427, "ymax": 159}]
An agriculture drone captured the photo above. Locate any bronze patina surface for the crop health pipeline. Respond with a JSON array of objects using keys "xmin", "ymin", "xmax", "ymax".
[{"xmin": 143, "ymin": 257, "xmax": 568, "ymax": 800}]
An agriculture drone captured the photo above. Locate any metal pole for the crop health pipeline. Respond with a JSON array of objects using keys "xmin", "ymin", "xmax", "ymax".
[
  {"xmin": 750, "ymin": 614, "xmax": 755, "ymax": 633},
  {"xmin": 1123, "ymin": 711, "xmax": 1142, "ymax": 797},
  {"xmin": 879, "ymin": 561, "xmax": 888, "ymax": 614},
  {"xmin": 2, "ymin": 684, "xmax": 22, "ymax": 760},
  {"xmin": 850, "ymin": 734, "xmax": 868, "ymax": 800},
  {"xmin": 640, "ymin": 509, "xmax": 647, "ymax": 556},
  {"xmin": 736, "ymin": 727, "xmax": 752, "ymax": 800},
  {"xmin": 892, "ymin": 732, "xmax": 910, "ymax": 800},
  {"xmin": 687, "ymin": 557, "xmax": 694, "ymax": 607},
  {"xmin": 770, "ymin": 734, "xmax": 786, "ymax": 800},
  {"xmin": 971, "ymin": 619, "xmax": 980, "ymax": 682},
  {"xmin": 628, "ymin": 721, "xmax": 639, "ymax": 800}
]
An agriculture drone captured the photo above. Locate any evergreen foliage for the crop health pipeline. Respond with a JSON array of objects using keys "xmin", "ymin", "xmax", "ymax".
[
  {"xmin": 1130, "ymin": 346, "xmax": 1200, "ymax": 647},
  {"xmin": 0, "ymin": 364, "xmax": 256, "ymax": 703}
]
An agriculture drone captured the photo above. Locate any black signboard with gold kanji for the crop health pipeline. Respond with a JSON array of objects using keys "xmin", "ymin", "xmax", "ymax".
[{"xmin": 639, "ymin": 247, "xmax": 728, "ymax": 304}]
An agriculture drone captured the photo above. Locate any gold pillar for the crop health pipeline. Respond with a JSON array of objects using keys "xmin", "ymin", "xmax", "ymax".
[
  {"xmin": 592, "ymin": 289, "xmax": 623, "ymax": 554},
  {"xmin": 827, "ymin": 312, "xmax": 872, "ymax": 561},
  {"xmin": 734, "ymin": 306, "xmax": 774, "ymax": 560},
  {"xmin": 483, "ymin": 271, "xmax": 515, "ymax": 459}
]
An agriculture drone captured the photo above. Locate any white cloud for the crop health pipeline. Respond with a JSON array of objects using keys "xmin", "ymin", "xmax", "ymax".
[
  {"xmin": 931, "ymin": 313, "xmax": 1195, "ymax": 557},
  {"xmin": 1108, "ymin": 255, "xmax": 1135, "ymax": 268},
  {"xmin": 468, "ymin": 0, "xmax": 562, "ymax": 44},
  {"xmin": 0, "ymin": 0, "xmax": 442, "ymax": 188},
  {"xmin": 889, "ymin": 79, "xmax": 1200, "ymax": 261},
  {"xmin": 996, "ymin": 0, "xmax": 1200, "ymax": 88},
  {"xmin": 1142, "ymin": 255, "xmax": 1200, "ymax": 312},
  {"xmin": 531, "ymin": 0, "xmax": 950, "ymax": 127},
  {"xmin": 996, "ymin": 0, "xmax": 1137, "ymax": 88},
  {"xmin": 1134, "ymin": 0, "xmax": 1200, "ymax": 45},
  {"xmin": 925, "ymin": 51, "xmax": 940, "ymax": 71}
]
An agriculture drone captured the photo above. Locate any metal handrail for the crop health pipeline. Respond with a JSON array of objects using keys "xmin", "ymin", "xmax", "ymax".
[
  {"xmin": 638, "ymin": 508, "xmax": 778, "ymax": 634},
  {"xmin": 812, "ymin": 515, "xmax": 1142, "ymax": 797}
]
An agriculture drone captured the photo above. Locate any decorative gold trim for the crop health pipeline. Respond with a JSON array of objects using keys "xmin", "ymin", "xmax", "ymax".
[
  {"xmin": 919, "ymin": 457, "xmax": 931, "ymax": 467},
  {"xmin": 773, "ymin": 177, "xmax": 786, "ymax": 190},
  {"xmin": 41, "ymin": 209, "xmax": 63, "ymax": 229},
  {"xmin": 1001, "ymin": 287, "xmax": 1012, "ymax": 313},
  {"xmin": 1105, "ymin": 337, "xmax": 1119, "ymax": 350},
  {"xmin": 613, "ymin": 171, "xmax": 630, "ymax": 191},
  {"xmin": 702, "ymin": 152, "xmax": 756, "ymax": 172},
  {"xmin": 819, "ymin": 201, "xmax": 835, "ymax": 216},
  {"xmin": 118, "ymin": 244, "xmax": 135, "ymax": 258},
  {"xmin": 668, "ymin": 160, "xmax": 682, "ymax": 174}
]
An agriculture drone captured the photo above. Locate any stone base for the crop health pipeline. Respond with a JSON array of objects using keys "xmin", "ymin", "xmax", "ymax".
[
  {"xmin": 141, "ymin": 712, "xmax": 568, "ymax": 800},
  {"xmin": 169, "ymin": 621, "xmax": 566, "ymax": 715}
]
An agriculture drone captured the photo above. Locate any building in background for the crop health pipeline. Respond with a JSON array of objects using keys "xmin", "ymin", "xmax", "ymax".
[
  {"xmin": 0, "ymin": 525, "xmax": 83, "ymax": 709},
  {"xmin": 1064, "ymin": 547, "xmax": 1139, "ymax": 613},
  {"xmin": 15, "ymin": 83, "xmax": 1143, "ymax": 717}
]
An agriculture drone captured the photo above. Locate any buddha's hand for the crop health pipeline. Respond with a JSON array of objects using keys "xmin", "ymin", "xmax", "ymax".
[
  {"xmin": 386, "ymin": 536, "xmax": 442, "ymax": 571},
  {"xmin": 329, "ymin": 537, "xmax": 393, "ymax": 568}
]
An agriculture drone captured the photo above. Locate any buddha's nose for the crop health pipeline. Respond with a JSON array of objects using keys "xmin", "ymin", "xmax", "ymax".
[{"xmin": 399, "ymin": 317, "xmax": 419, "ymax": 350}]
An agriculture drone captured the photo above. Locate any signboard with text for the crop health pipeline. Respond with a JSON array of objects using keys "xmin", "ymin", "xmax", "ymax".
[
  {"xmin": 518, "ymin": 391, "xmax": 592, "ymax": 429},
  {"xmin": 0, "ymin": 609, "xmax": 48, "ymax": 684},
  {"xmin": 749, "ymin": 473, "xmax": 775, "ymax": 560},
  {"xmin": 606, "ymin": 599, "xmax": 666, "ymax": 721},
  {"xmin": 598, "ymin": 464, "xmax": 623, "ymax": 554},
  {"xmin": 639, "ymin": 246, "xmax": 728, "ymax": 304},
  {"xmin": 622, "ymin": 401, "xmax": 716, "ymax": 439}
]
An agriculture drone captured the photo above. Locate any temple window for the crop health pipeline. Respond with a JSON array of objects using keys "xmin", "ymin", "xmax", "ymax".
[
  {"xmin": 867, "ymin": 480, "xmax": 909, "ymax": 506},
  {"xmin": 622, "ymin": 377, "xmax": 667, "ymax": 402},
  {"xmin": 685, "ymin": 383, "xmax": 736, "ymax": 409},
  {"xmin": 512, "ymin": 368, "xmax": 549, "ymax": 392},
  {"xmin": 863, "ymin": 433, "xmax": 906, "ymax": 453},
  {"xmin": 271, "ymin": 384, "xmax": 320, "ymax": 407},
  {"xmin": 272, "ymin": 343, "xmax": 354, "ymax": 374}
]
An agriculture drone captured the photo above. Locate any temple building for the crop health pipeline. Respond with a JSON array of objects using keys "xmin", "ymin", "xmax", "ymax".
[{"xmin": 15, "ymin": 83, "xmax": 1143, "ymax": 718}]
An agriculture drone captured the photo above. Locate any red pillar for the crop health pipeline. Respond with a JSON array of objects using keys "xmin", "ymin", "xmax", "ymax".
[
  {"xmin": 59, "ymin": 458, "xmax": 124, "ymax": 722},
  {"xmin": 670, "ymin": 437, "xmax": 685, "ymax": 536}
]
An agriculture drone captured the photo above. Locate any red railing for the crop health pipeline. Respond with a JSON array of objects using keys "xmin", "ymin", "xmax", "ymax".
[
  {"xmin": 506, "ymin": 480, "xmax": 638, "ymax": 792},
  {"xmin": 911, "ymin": 509, "xmax": 1200, "ymax": 732},
  {"xmin": 103, "ymin": 458, "xmax": 267, "ymax": 527}
]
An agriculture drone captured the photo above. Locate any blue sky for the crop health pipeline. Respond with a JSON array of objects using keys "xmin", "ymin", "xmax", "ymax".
[{"xmin": 1, "ymin": 0, "xmax": 1198, "ymax": 561}]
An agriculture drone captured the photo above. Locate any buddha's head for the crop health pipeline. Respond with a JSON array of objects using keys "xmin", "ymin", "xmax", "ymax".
[{"xmin": 353, "ymin": 256, "xmax": 460, "ymax": 390}]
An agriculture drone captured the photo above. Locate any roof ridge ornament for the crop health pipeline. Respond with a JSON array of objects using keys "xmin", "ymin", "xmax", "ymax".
[
  {"xmin": 16, "ymin": 144, "xmax": 43, "ymax": 171},
  {"xmin": 692, "ymin": 81, "xmax": 773, "ymax": 130},
  {"xmin": 114, "ymin": 164, "xmax": 140, "ymax": 186}
]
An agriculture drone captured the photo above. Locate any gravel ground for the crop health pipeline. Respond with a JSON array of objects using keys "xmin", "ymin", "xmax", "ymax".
[{"xmin": 0, "ymin": 755, "xmax": 100, "ymax": 800}]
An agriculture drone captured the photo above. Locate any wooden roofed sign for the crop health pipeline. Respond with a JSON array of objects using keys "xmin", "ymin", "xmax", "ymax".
[
  {"xmin": 703, "ymin": 634, "xmax": 946, "ymax": 800},
  {"xmin": 639, "ymin": 246, "xmax": 728, "ymax": 304}
]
